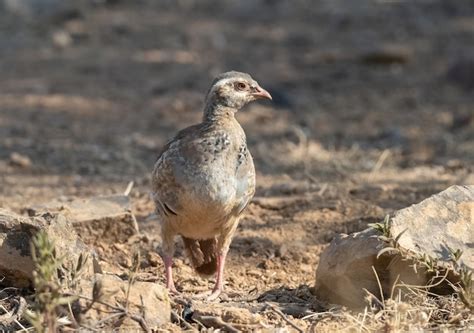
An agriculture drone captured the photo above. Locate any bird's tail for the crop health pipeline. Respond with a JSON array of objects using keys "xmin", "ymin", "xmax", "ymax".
[{"xmin": 181, "ymin": 237, "xmax": 217, "ymax": 276}]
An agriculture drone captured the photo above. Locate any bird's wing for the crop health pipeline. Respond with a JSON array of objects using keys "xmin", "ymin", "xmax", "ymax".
[
  {"xmin": 152, "ymin": 124, "xmax": 201, "ymax": 217},
  {"xmin": 154, "ymin": 124, "xmax": 202, "ymax": 163},
  {"xmin": 152, "ymin": 123, "xmax": 220, "ymax": 217},
  {"xmin": 233, "ymin": 150, "xmax": 256, "ymax": 216}
]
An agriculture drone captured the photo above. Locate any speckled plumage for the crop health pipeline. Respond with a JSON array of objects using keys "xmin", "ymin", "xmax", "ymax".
[{"xmin": 151, "ymin": 71, "xmax": 271, "ymax": 299}]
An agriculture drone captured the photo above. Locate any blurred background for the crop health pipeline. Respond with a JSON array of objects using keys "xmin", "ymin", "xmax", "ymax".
[{"xmin": 0, "ymin": 0, "xmax": 473, "ymax": 293}]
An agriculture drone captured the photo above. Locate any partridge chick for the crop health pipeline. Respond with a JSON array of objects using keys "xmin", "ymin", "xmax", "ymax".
[{"xmin": 152, "ymin": 71, "xmax": 272, "ymax": 300}]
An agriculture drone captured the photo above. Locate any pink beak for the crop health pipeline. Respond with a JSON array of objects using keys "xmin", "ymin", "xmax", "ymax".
[{"xmin": 252, "ymin": 85, "xmax": 272, "ymax": 100}]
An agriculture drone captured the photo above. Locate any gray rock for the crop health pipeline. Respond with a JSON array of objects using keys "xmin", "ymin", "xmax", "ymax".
[
  {"xmin": 0, "ymin": 209, "xmax": 96, "ymax": 288},
  {"xmin": 26, "ymin": 195, "xmax": 139, "ymax": 244},
  {"xmin": 314, "ymin": 228, "xmax": 425, "ymax": 310},
  {"xmin": 391, "ymin": 185, "xmax": 473, "ymax": 271},
  {"xmin": 315, "ymin": 185, "xmax": 473, "ymax": 310}
]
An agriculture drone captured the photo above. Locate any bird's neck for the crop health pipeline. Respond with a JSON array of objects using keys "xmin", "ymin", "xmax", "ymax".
[{"xmin": 202, "ymin": 100, "xmax": 237, "ymax": 123}]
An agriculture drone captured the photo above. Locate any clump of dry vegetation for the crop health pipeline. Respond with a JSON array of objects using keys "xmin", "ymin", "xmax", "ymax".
[
  {"xmin": 0, "ymin": 232, "xmax": 149, "ymax": 332},
  {"xmin": 25, "ymin": 231, "xmax": 81, "ymax": 332}
]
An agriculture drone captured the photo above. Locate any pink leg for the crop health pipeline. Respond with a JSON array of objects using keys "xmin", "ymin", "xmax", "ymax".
[
  {"xmin": 207, "ymin": 250, "xmax": 227, "ymax": 301},
  {"xmin": 163, "ymin": 255, "xmax": 178, "ymax": 294}
]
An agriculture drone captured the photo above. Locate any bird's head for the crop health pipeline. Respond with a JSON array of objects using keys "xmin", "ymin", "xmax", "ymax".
[{"xmin": 205, "ymin": 71, "xmax": 272, "ymax": 111}]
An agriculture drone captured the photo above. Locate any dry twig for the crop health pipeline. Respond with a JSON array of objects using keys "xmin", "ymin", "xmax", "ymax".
[
  {"xmin": 192, "ymin": 313, "xmax": 240, "ymax": 333},
  {"xmin": 123, "ymin": 181, "xmax": 134, "ymax": 196},
  {"xmin": 171, "ymin": 310, "xmax": 198, "ymax": 332},
  {"xmin": 265, "ymin": 302, "xmax": 304, "ymax": 333},
  {"xmin": 0, "ymin": 297, "xmax": 28, "ymax": 331}
]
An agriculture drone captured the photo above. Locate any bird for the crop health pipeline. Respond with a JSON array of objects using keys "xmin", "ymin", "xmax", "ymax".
[{"xmin": 151, "ymin": 71, "xmax": 272, "ymax": 300}]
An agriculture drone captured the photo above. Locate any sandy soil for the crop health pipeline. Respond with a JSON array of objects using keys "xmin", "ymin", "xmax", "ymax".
[{"xmin": 0, "ymin": 0, "xmax": 473, "ymax": 331}]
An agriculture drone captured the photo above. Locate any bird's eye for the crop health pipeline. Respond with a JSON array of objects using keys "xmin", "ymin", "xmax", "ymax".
[{"xmin": 235, "ymin": 82, "xmax": 248, "ymax": 91}]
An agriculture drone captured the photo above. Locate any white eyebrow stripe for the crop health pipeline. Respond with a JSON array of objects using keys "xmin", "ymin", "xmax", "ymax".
[
  {"xmin": 208, "ymin": 78, "xmax": 237, "ymax": 96},
  {"xmin": 214, "ymin": 78, "xmax": 234, "ymax": 87}
]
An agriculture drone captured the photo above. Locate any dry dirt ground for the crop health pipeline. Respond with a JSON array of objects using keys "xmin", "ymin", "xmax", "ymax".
[{"xmin": 0, "ymin": 0, "xmax": 473, "ymax": 331}]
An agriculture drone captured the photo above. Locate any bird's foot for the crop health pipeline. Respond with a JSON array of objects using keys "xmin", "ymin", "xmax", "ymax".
[
  {"xmin": 194, "ymin": 288, "xmax": 222, "ymax": 302},
  {"xmin": 166, "ymin": 283, "xmax": 179, "ymax": 295},
  {"xmin": 206, "ymin": 288, "xmax": 222, "ymax": 301},
  {"xmin": 168, "ymin": 287, "xmax": 180, "ymax": 295}
]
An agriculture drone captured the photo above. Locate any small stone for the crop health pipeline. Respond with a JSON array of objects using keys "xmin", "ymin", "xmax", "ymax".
[
  {"xmin": 117, "ymin": 254, "xmax": 131, "ymax": 268},
  {"xmin": 275, "ymin": 244, "xmax": 288, "ymax": 258},
  {"xmin": 257, "ymin": 260, "xmax": 270, "ymax": 269},
  {"xmin": 302, "ymin": 253, "xmax": 312, "ymax": 264},
  {"xmin": 52, "ymin": 30, "xmax": 72, "ymax": 48},
  {"xmin": 291, "ymin": 251, "xmax": 302, "ymax": 262},
  {"xmin": 9, "ymin": 152, "xmax": 32, "ymax": 168},
  {"xmin": 192, "ymin": 303, "xmax": 262, "ymax": 327},
  {"xmin": 147, "ymin": 252, "xmax": 161, "ymax": 267}
]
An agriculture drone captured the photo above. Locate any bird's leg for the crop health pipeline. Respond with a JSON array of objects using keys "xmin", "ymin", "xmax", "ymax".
[
  {"xmin": 206, "ymin": 219, "xmax": 239, "ymax": 301},
  {"xmin": 161, "ymin": 223, "xmax": 178, "ymax": 294},
  {"xmin": 206, "ymin": 249, "xmax": 228, "ymax": 301},
  {"xmin": 163, "ymin": 255, "xmax": 178, "ymax": 293}
]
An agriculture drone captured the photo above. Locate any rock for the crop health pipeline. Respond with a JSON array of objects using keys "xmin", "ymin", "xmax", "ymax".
[
  {"xmin": 315, "ymin": 185, "xmax": 473, "ymax": 310},
  {"xmin": 146, "ymin": 251, "xmax": 161, "ymax": 267},
  {"xmin": 52, "ymin": 30, "xmax": 73, "ymax": 48},
  {"xmin": 275, "ymin": 244, "xmax": 288, "ymax": 258},
  {"xmin": 315, "ymin": 228, "xmax": 390, "ymax": 310},
  {"xmin": 315, "ymin": 227, "xmax": 429, "ymax": 310},
  {"xmin": 391, "ymin": 185, "xmax": 473, "ymax": 270},
  {"xmin": 192, "ymin": 303, "xmax": 263, "ymax": 330},
  {"xmin": 9, "ymin": 152, "xmax": 32, "ymax": 168},
  {"xmin": 26, "ymin": 195, "xmax": 139, "ymax": 244},
  {"xmin": 0, "ymin": 209, "xmax": 96, "ymax": 288},
  {"xmin": 80, "ymin": 274, "xmax": 170, "ymax": 329}
]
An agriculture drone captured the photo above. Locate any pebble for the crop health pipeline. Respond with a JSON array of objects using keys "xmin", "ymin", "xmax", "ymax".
[
  {"xmin": 52, "ymin": 30, "xmax": 73, "ymax": 48},
  {"xmin": 147, "ymin": 252, "xmax": 161, "ymax": 267},
  {"xmin": 9, "ymin": 152, "xmax": 32, "ymax": 168}
]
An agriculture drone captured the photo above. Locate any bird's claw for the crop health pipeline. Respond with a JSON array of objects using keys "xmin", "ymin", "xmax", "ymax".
[
  {"xmin": 206, "ymin": 289, "xmax": 222, "ymax": 301},
  {"xmin": 169, "ymin": 288, "xmax": 180, "ymax": 295},
  {"xmin": 193, "ymin": 288, "xmax": 222, "ymax": 302},
  {"xmin": 166, "ymin": 283, "xmax": 179, "ymax": 295}
]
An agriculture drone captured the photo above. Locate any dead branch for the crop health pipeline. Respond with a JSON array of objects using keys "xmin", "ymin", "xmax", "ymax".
[
  {"xmin": 171, "ymin": 310, "xmax": 198, "ymax": 332},
  {"xmin": 265, "ymin": 302, "xmax": 304, "ymax": 333},
  {"xmin": 0, "ymin": 296, "xmax": 28, "ymax": 331},
  {"xmin": 192, "ymin": 313, "xmax": 240, "ymax": 333}
]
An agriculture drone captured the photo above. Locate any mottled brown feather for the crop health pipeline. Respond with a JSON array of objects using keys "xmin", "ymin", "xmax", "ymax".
[{"xmin": 182, "ymin": 237, "xmax": 217, "ymax": 276}]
